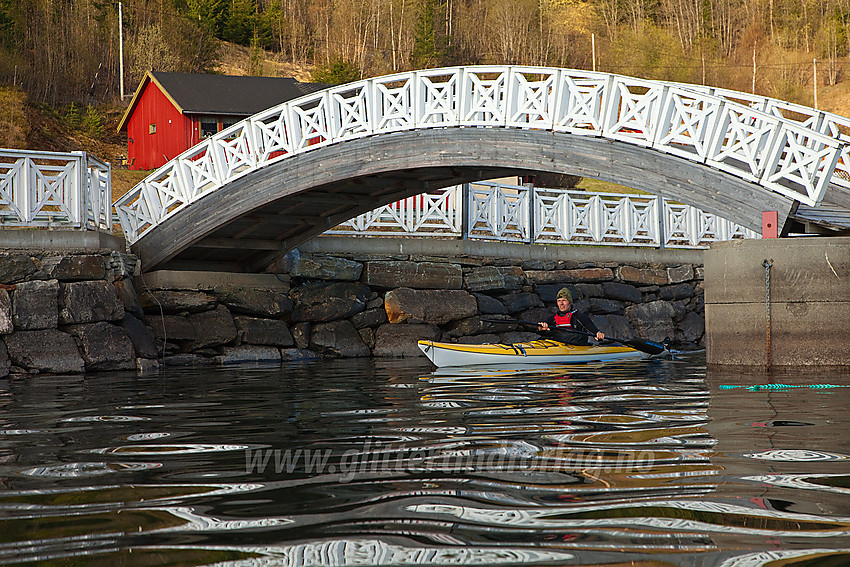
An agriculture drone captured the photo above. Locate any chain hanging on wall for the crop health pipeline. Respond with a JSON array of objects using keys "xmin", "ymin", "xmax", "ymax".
[{"xmin": 763, "ymin": 258, "xmax": 774, "ymax": 368}]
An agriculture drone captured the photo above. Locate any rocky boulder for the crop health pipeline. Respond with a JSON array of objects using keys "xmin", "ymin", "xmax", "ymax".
[
  {"xmin": 350, "ymin": 307, "xmax": 388, "ymax": 329},
  {"xmin": 590, "ymin": 314, "xmax": 635, "ymax": 340},
  {"xmin": 617, "ymin": 265, "xmax": 667, "ymax": 286},
  {"xmin": 384, "ymin": 288, "xmax": 477, "ymax": 325},
  {"xmin": 120, "ymin": 313, "xmax": 159, "ymax": 359},
  {"xmin": 474, "ymin": 293, "xmax": 508, "ymax": 314},
  {"xmin": 0, "ymin": 254, "xmax": 37, "ymax": 284},
  {"xmin": 525, "ymin": 268, "xmax": 614, "ymax": 285},
  {"xmin": 675, "ymin": 311, "xmax": 705, "ymax": 344},
  {"xmin": 234, "ymin": 316, "xmax": 294, "ymax": 346},
  {"xmin": 64, "ymin": 322, "xmax": 136, "ymax": 371},
  {"xmin": 213, "ymin": 287, "xmax": 293, "ymax": 317},
  {"xmin": 216, "ymin": 346, "xmax": 282, "ymax": 365},
  {"xmin": 625, "ymin": 300, "xmax": 676, "ymax": 342},
  {"xmin": 280, "ymin": 348, "xmax": 320, "ymax": 361},
  {"xmin": 146, "ymin": 314, "xmax": 196, "ymax": 342},
  {"xmin": 659, "ymin": 283, "xmax": 695, "ymax": 301},
  {"xmin": 12, "ymin": 279, "xmax": 59, "ymax": 330},
  {"xmin": 602, "ymin": 282, "xmax": 642, "ymax": 303},
  {"xmin": 291, "ymin": 282, "xmax": 369, "ymax": 322},
  {"xmin": 359, "ymin": 327, "xmax": 375, "ymax": 349},
  {"xmin": 310, "ymin": 320, "xmax": 371, "ymax": 357},
  {"xmin": 0, "ymin": 290, "xmax": 12, "ymax": 334},
  {"xmin": 41, "ymin": 254, "xmax": 106, "ymax": 281},
  {"xmin": 574, "ymin": 283, "xmax": 604, "ymax": 299},
  {"xmin": 0, "ymin": 341, "xmax": 9, "ymax": 378},
  {"xmin": 373, "ymin": 323, "xmax": 441, "ymax": 357},
  {"xmin": 114, "ymin": 279, "xmax": 144, "ymax": 317},
  {"xmin": 457, "ymin": 333, "xmax": 500, "ymax": 344},
  {"xmin": 188, "ymin": 305, "xmax": 238, "ymax": 349},
  {"xmin": 517, "ymin": 307, "xmax": 551, "ymax": 326},
  {"xmin": 59, "ymin": 281, "xmax": 124, "ymax": 324},
  {"xmin": 589, "ymin": 297, "xmax": 627, "ymax": 314},
  {"xmin": 4, "ymin": 329, "xmax": 85, "ymax": 373},
  {"xmin": 139, "ymin": 289, "xmax": 218, "ymax": 314},
  {"xmin": 291, "ymin": 322, "xmax": 310, "ymax": 349},
  {"xmin": 163, "ymin": 353, "xmax": 215, "ymax": 366},
  {"xmin": 444, "ymin": 315, "xmax": 508, "ymax": 338},
  {"xmin": 497, "ymin": 292, "xmax": 543, "ymax": 313},
  {"xmin": 289, "ymin": 254, "xmax": 363, "ymax": 281},
  {"xmin": 464, "ymin": 266, "xmax": 525, "ymax": 293},
  {"xmin": 498, "ymin": 331, "xmax": 540, "ymax": 343},
  {"xmin": 364, "ymin": 261, "xmax": 463, "ymax": 289},
  {"xmin": 667, "ymin": 264, "xmax": 695, "ymax": 284},
  {"xmin": 136, "ymin": 358, "xmax": 160, "ymax": 373}
]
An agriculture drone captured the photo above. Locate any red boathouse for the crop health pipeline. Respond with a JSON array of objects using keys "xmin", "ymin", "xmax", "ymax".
[{"xmin": 117, "ymin": 71, "xmax": 326, "ymax": 171}]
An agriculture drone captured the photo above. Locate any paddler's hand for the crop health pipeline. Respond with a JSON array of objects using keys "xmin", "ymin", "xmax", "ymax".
[
  {"xmin": 596, "ymin": 332, "xmax": 605, "ymax": 341},
  {"xmin": 538, "ymin": 322, "xmax": 549, "ymax": 331}
]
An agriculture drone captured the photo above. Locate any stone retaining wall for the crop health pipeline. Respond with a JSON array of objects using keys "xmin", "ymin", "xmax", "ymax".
[
  {"xmin": 137, "ymin": 249, "xmax": 705, "ymax": 368},
  {"xmin": 0, "ymin": 250, "xmax": 156, "ymax": 377},
  {"xmin": 1, "ymin": 247, "xmax": 705, "ymax": 375}
]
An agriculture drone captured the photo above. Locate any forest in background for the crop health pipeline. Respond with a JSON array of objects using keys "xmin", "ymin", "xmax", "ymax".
[{"xmin": 2, "ymin": 0, "xmax": 850, "ymax": 109}]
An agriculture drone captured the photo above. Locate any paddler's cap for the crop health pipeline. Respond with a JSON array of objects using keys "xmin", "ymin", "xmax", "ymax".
[{"xmin": 557, "ymin": 288, "xmax": 572, "ymax": 301}]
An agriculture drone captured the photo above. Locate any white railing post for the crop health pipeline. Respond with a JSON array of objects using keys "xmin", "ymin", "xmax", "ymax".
[
  {"xmin": 74, "ymin": 151, "xmax": 87, "ymax": 229},
  {"xmin": 658, "ymin": 196, "xmax": 666, "ymax": 249},
  {"xmin": 523, "ymin": 177, "xmax": 535, "ymax": 244},
  {"xmin": 21, "ymin": 155, "xmax": 32, "ymax": 224},
  {"xmin": 461, "ymin": 183, "xmax": 470, "ymax": 240}
]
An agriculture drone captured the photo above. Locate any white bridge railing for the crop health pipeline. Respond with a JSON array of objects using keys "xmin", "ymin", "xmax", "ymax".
[
  {"xmin": 327, "ymin": 182, "xmax": 759, "ymax": 248},
  {"xmin": 114, "ymin": 66, "xmax": 845, "ymax": 246},
  {"xmin": 0, "ymin": 149, "xmax": 112, "ymax": 230}
]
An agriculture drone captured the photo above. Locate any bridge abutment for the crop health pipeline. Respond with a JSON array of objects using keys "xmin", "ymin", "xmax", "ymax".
[
  {"xmin": 0, "ymin": 233, "xmax": 146, "ymax": 376},
  {"xmin": 704, "ymin": 237, "xmax": 850, "ymax": 367}
]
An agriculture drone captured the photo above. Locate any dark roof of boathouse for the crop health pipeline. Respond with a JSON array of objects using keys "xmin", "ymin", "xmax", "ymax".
[{"xmin": 118, "ymin": 72, "xmax": 329, "ymax": 131}]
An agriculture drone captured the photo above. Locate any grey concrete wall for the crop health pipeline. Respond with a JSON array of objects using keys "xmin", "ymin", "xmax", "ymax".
[
  {"xmin": 301, "ymin": 236, "xmax": 704, "ymax": 266},
  {"xmin": 704, "ymin": 237, "xmax": 850, "ymax": 367},
  {"xmin": 0, "ymin": 230, "xmax": 125, "ymax": 251}
]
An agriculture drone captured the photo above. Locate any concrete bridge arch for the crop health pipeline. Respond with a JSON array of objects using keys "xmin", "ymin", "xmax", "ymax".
[{"xmin": 114, "ymin": 66, "xmax": 849, "ymax": 272}]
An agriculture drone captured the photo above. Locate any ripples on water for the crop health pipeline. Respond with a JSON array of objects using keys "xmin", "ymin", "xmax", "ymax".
[{"xmin": 1, "ymin": 354, "xmax": 849, "ymax": 565}]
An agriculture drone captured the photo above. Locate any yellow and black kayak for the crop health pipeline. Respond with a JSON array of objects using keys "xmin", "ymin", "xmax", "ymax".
[{"xmin": 417, "ymin": 339, "xmax": 649, "ymax": 368}]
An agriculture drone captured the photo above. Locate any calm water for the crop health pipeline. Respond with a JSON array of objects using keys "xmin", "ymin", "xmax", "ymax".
[{"xmin": 1, "ymin": 353, "xmax": 849, "ymax": 566}]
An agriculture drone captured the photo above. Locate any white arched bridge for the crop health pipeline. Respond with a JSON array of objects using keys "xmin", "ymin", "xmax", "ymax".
[{"xmin": 113, "ymin": 66, "xmax": 850, "ymax": 272}]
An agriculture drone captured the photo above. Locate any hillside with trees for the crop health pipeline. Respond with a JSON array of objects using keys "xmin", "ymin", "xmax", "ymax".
[
  {"xmin": 3, "ymin": 0, "xmax": 850, "ymax": 106},
  {"xmin": 1, "ymin": 0, "xmax": 850, "ymax": 175}
]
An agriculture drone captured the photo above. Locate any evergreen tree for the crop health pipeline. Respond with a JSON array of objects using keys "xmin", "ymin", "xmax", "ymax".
[
  {"xmin": 312, "ymin": 59, "xmax": 360, "ymax": 84},
  {"xmin": 412, "ymin": 0, "xmax": 441, "ymax": 69},
  {"xmin": 223, "ymin": 0, "xmax": 254, "ymax": 45},
  {"xmin": 0, "ymin": 0, "xmax": 15, "ymax": 49},
  {"xmin": 64, "ymin": 102, "xmax": 81, "ymax": 131},
  {"xmin": 81, "ymin": 105, "xmax": 103, "ymax": 138}
]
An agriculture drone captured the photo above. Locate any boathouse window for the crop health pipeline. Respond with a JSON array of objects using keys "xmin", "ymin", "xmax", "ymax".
[
  {"xmin": 149, "ymin": 123, "xmax": 156, "ymax": 134},
  {"xmin": 200, "ymin": 117, "xmax": 218, "ymax": 138},
  {"xmin": 220, "ymin": 119, "xmax": 238, "ymax": 140}
]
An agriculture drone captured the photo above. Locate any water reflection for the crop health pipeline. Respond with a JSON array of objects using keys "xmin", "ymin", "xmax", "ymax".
[{"xmin": 0, "ymin": 355, "xmax": 847, "ymax": 565}]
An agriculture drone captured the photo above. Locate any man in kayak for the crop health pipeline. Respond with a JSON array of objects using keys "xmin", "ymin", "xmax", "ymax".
[{"xmin": 538, "ymin": 287, "xmax": 605, "ymax": 345}]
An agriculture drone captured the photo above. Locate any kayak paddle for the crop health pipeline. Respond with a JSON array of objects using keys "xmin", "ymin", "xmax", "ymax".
[
  {"xmin": 480, "ymin": 317, "xmax": 668, "ymax": 356},
  {"xmin": 566, "ymin": 328, "xmax": 668, "ymax": 356}
]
